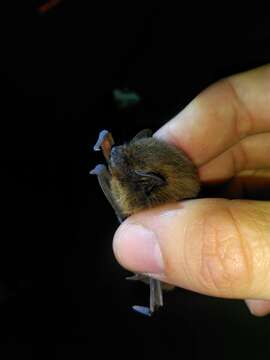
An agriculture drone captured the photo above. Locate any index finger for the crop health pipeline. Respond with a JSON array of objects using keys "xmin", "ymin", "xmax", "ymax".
[{"xmin": 154, "ymin": 64, "xmax": 270, "ymax": 167}]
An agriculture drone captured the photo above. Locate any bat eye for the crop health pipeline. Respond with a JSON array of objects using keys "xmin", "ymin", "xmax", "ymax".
[
  {"xmin": 135, "ymin": 171, "xmax": 165, "ymax": 183},
  {"xmin": 135, "ymin": 171, "xmax": 166, "ymax": 195}
]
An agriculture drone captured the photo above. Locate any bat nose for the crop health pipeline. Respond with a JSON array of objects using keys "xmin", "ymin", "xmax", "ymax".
[
  {"xmin": 110, "ymin": 146, "xmax": 117, "ymax": 156},
  {"xmin": 110, "ymin": 146, "xmax": 116, "ymax": 163},
  {"xmin": 110, "ymin": 146, "xmax": 124, "ymax": 169},
  {"xmin": 110, "ymin": 146, "xmax": 119, "ymax": 162}
]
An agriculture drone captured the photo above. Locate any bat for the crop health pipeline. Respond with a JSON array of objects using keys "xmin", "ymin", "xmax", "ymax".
[{"xmin": 90, "ymin": 129, "xmax": 200, "ymax": 316}]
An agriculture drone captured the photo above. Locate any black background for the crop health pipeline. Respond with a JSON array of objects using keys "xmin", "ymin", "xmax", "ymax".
[{"xmin": 1, "ymin": 2, "xmax": 270, "ymax": 358}]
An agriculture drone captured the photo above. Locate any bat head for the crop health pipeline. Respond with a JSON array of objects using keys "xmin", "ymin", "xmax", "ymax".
[{"xmin": 108, "ymin": 137, "xmax": 200, "ymax": 216}]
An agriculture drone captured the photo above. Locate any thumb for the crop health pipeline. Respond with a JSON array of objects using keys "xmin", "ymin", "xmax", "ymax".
[{"xmin": 113, "ymin": 199, "xmax": 270, "ymax": 300}]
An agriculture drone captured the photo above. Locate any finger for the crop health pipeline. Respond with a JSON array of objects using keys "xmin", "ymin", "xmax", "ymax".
[
  {"xmin": 113, "ymin": 199, "xmax": 270, "ymax": 299},
  {"xmin": 155, "ymin": 64, "xmax": 270, "ymax": 167},
  {"xmin": 212, "ymin": 169, "xmax": 270, "ymax": 200},
  {"xmin": 245, "ymin": 299, "xmax": 270, "ymax": 317},
  {"xmin": 199, "ymin": 132, "xmax": 270, "ymax": 182}
]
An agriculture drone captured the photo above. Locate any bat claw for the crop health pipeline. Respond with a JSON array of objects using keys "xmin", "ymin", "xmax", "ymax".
[
  {"xmin": 132, "ymin": 305, "xmax": 152, "ymax": 317},
  {"xmin": 89, "ymin": 164, "xmax": 106, "ymax": 176},
  {"xmin": 125, "ymin": 274, "xmax": 144, "ymax": 282}
]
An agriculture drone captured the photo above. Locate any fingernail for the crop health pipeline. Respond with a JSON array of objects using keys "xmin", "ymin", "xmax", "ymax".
[
  {"xmin": 245, "ymin": 299, "xmax": 270, "ymax": 317},
  {"xmin": 113, "ymin": 224, "xmax": 164, "ymax": 274},
  {"xmin": 245, "ymin": 301, "xmax": 255, "ymax": 315}
]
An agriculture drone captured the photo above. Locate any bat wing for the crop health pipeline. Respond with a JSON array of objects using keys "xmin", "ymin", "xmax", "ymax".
[
  {"xmin": 91, "ymin": 129, "xmax": 164, "ymax": 316},
  {"xmin": 90, "ymin": 164, "xmax": 125, "ymax": 223},
  {"xmin": 93, "ymin": 130, "xmax": 114, "ymax": 162}
]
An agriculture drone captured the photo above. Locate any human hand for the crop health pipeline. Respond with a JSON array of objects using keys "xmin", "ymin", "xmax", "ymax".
[{"xmin": 113, "ymin": 64, "xmax": 270, "ymax": 316}]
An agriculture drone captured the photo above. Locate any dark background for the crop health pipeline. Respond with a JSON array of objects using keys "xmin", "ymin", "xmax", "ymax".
[{"xmin": 1, "ymin": 1, "xmax": 270, "ymax": 358}]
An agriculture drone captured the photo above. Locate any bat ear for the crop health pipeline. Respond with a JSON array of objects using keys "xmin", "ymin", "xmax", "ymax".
[
  {"xmin": 93, "ymin": 130, "xmax": 115, "ymax": 161},
  {"xmin": 130, "ymin": 129, "xmax": 152, "ymax": 143}
]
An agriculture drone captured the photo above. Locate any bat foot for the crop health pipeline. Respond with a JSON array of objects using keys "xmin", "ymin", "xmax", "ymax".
[
  {"xmin": 132, "ymin": 305, "xmax": 152, "ymax": 317},
  {"xmin": 125, "ymin": 274, "xmax": 148, "ymax": 282},
  {"xmin": 128, "ymin": 276, "xmax": 164, "ymax": 316}
]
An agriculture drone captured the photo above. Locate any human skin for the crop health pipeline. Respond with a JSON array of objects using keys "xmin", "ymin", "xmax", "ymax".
[{"xmin": 113, "ymin": 64, "xmax": 270, "ymax": 316}]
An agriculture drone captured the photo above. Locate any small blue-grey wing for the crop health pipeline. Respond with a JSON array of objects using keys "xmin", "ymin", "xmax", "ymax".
[
  {"xmin": 90, "ymin": 164, "xmax": 124, "ymax": 223},
  {"xmin": 93, "ymin": 130, "xmax": 115, "ymax": 162},
  {"xmin": 132, "ymin": 305, "xmax": 152, "ymax": 317}
]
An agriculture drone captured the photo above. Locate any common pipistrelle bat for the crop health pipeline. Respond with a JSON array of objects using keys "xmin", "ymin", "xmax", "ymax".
[{"xmin": 91, "ymin": 129, "xmax": 200, "ymax": 316}]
